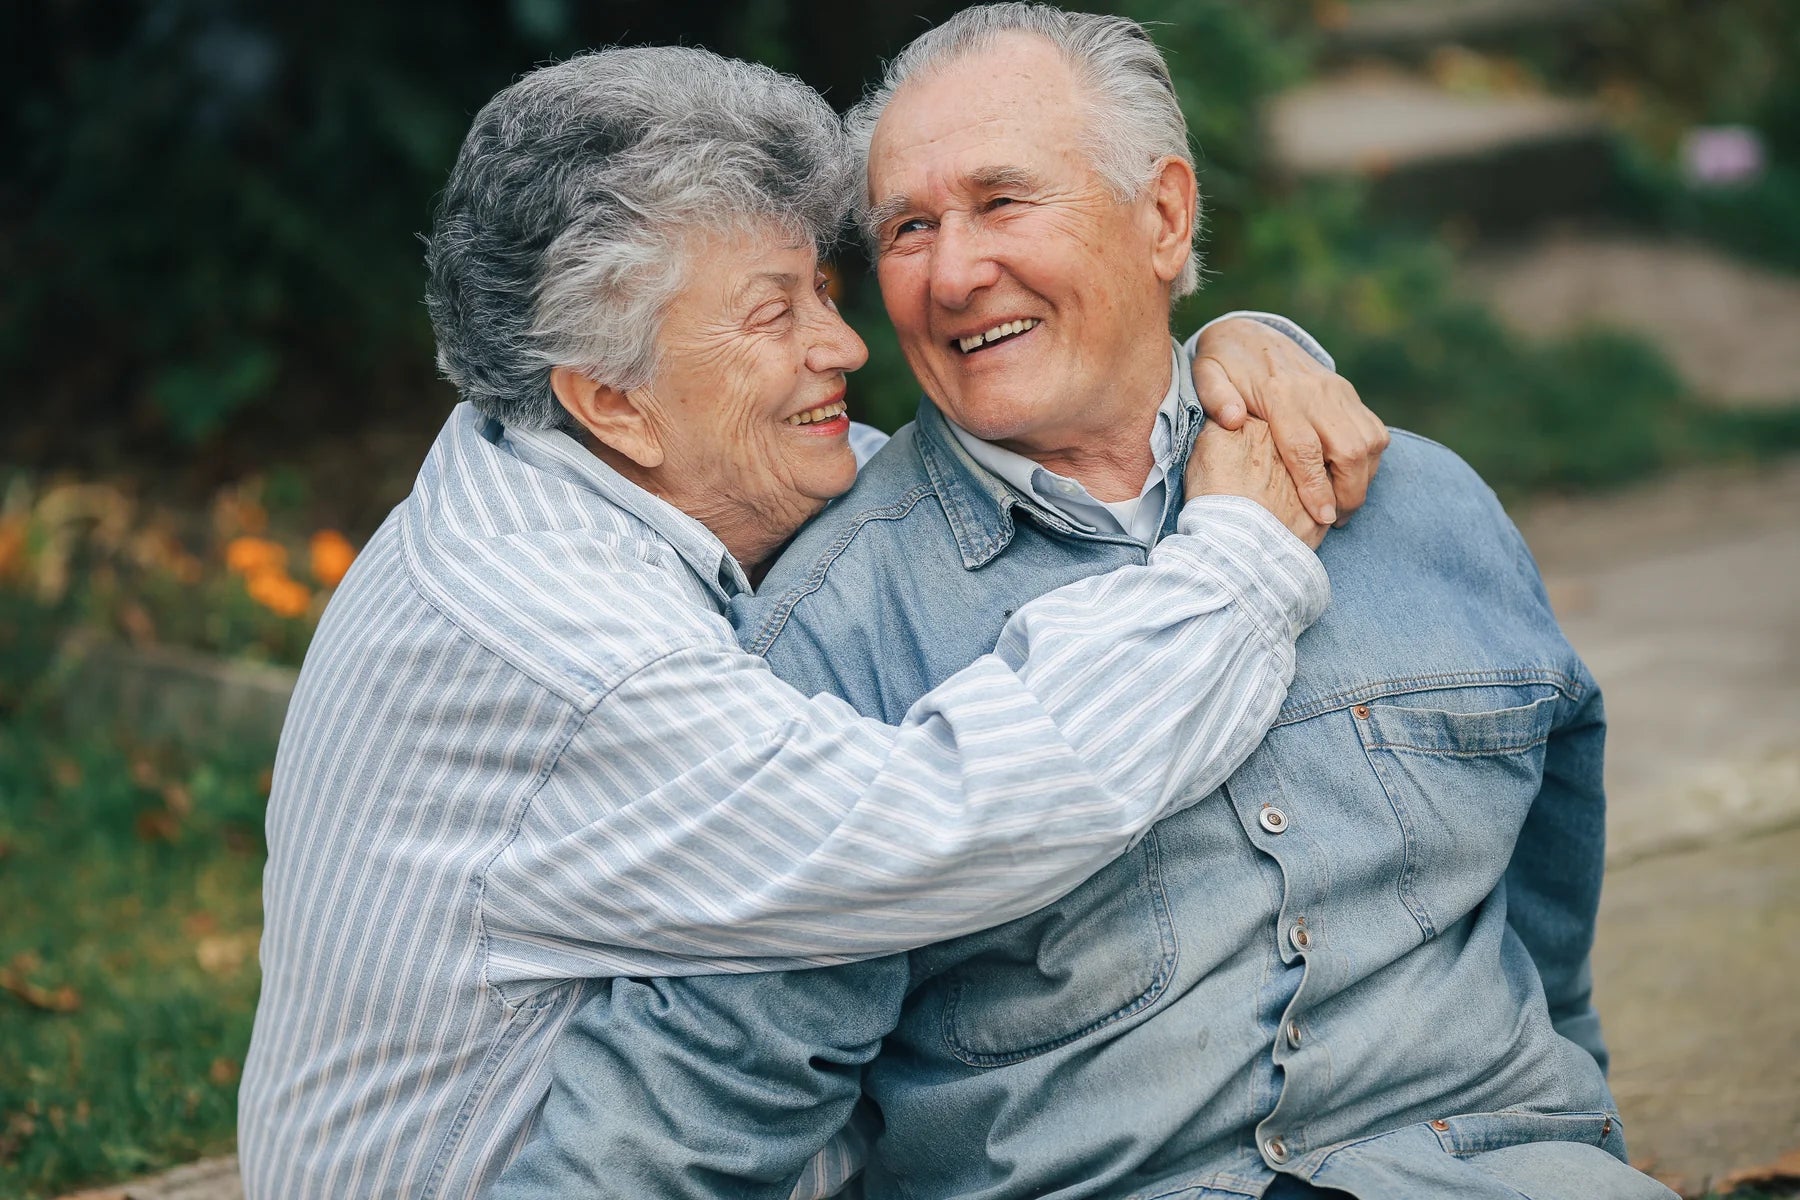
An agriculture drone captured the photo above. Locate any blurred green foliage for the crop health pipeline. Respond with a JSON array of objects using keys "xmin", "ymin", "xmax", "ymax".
[
  {"xmin": 3, "ymin": 0, "xmax": 1799, "ymax": 497},
  {"xmin": 0, "ymin": 606, "xmax": 273, "ymax": 1198}
]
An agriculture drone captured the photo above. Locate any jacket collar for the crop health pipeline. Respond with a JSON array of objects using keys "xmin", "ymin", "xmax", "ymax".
[{"xmin": 911, "ymin": 375, "xmax": 1205, "ymax": 572}]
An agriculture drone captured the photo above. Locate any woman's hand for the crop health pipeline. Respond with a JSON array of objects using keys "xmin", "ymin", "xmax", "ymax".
[
  {"xmin": 1186, "ymin": 417, "xmax": 1328, "ymax": 550},
  {"xmin": 1192, "ymin": 318, "xmax": 1389, "ymax": 528}
]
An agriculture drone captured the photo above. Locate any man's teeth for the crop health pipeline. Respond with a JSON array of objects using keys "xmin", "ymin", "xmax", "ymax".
[
  {"xmin": 958, "ymin": 318, "xmax": 1039, "ymax": 354},
  {"xmin": 785, "ymin": 400, "xmax": 848, "ymax": 426}
]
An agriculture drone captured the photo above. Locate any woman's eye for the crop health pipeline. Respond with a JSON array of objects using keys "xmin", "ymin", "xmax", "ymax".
[
  {"xmin": 893, "ymin": 218, "xmax": 931, "ymax": 237},
  {"xmin": 756, "ymin": 304, "xmax": 792, "ymax": 326}
]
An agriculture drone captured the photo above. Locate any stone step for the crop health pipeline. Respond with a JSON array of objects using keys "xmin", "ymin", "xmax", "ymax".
[
  {"xmin": 1320, "ymin": 0, "xmax": 1637, "ymax": 63},
  {"xmin": 1463, "ymin": 232, "xmax": 1800, "ymax": 408},
  {"xmin": 1264, "ymin": 71, "xmax": 1616, "ymax": 230}
]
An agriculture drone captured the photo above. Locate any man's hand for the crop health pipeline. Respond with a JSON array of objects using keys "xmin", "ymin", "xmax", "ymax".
[
  {"xmin": 1193, "ymin": 317, "xmax": 1389, "ymax": 528},
  {"xmin": 1186, "ymin": 417, "xmax": 1327, "ymax": 550}
]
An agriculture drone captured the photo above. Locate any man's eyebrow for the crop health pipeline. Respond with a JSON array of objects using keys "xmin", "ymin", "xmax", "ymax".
[
  {"xmin": 866, "ymin": 194, "xmax": 912, "ymax": 234},
  {"xmin": 968, "ymin": 165, "xmax": 1042, "ymax": 193},
  {"xmin": 867, "ymin": 167, "xmax": 1044, "ymax": 235}
]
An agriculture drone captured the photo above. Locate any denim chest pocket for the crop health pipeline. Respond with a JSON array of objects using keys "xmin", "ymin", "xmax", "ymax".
[
  {"xmin": 1356, "ymin": 688, "xmax": 1562, "ymax": 938},
  {"xmin": 912, "ymin": 830, "xmax": 1178, "ymax": 1067}
]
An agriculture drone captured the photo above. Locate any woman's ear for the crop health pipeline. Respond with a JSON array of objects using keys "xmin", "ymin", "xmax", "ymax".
[
  {"xmin": 551, "ymin": 366, "xmax": 665, "ymax": 469},
  {"xmin": 1145, "ymin": 155, "xmax": 1198, "ymax": 287}
]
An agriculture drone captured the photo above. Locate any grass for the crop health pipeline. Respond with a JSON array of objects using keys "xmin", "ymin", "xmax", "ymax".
[{"xmin": 0, "ymin": 628, "xmax": 272, "ymax": 1199}]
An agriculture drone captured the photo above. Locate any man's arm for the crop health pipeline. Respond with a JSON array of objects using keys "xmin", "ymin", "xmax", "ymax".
[
  {"xmin": 1504, "ymin": 668, "xmax": 1612, "ymax": 1074},
  {"xmin": 480, "ymin": 495, "xmax": 1328, "ymax": 974}
]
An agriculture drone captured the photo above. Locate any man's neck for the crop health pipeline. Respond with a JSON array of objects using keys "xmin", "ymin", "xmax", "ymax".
[{"xmin": 995, "ymin": 337, "xmax": 1173, "ymax": 502}]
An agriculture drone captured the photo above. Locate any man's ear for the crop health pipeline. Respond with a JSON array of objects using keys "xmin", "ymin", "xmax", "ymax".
[
  {"xmin": 551, "ymin": 366, "xmax": 664, "ymax": 469},
  {"xmin": 1144, "ymin": 155, "xmax": 1198, "ymax": 287}
]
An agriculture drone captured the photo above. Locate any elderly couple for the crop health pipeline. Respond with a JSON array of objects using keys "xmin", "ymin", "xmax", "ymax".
[{"xmin": 240, "ymin": 6, "xmax": 1672, "ymax": 1199}]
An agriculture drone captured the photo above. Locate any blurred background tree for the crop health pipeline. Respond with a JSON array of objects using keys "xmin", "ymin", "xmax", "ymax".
[{"xmin": 5, "ymin": 0, "xmax": 1798, "ymax": 524}]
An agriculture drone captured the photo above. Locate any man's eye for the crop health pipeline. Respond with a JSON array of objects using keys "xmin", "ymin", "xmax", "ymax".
[
  {"xmin": 893, "ymin": 218, "xmax": 932, "ymax": 237},
  {"xmin": 755, "ymin": 304, "xmax": 792, "ymax": 326},
  {"xmin": 987, "ymin": 196, "xmax": 1016, "ymax": 210}
]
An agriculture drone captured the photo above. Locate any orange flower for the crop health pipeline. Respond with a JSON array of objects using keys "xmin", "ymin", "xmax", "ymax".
[
  {"xmin": 226, "ymin": 536, "xmax": 287, "ymax": 577},
  {"xmin": 244, "ymin": 569, "xmax": 312, "ymax": 619},
  {"xmin": 0, "ymin": 516, "xmax": 26, "ymax": 580},
  {"xmin": 308, "ymin": 530, "xmax": 357, "ymax": 587}
]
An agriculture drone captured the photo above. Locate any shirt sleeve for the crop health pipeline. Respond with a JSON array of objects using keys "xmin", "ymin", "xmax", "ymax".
[
  {"xmin": 480, "ymin": 495, "xmax": 1328, "ymax": 972},
  {"xmin": 1184, "ymin": 310, "xmax": 1336, "ymax": 373}
]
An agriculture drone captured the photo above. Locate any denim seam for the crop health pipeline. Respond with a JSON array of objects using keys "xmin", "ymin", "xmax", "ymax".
[
  {"xmin": 1275, "ymin": 669, "xmax": 1581, "ymax": 726},
  {"xmin": 1361, "ymin": 731, "xmax": 1437, "ymax": 941},
  {"xmin": 940, "ymin": 830, "xmax": 1180, "ymax": 1068},
  {"xmin": 745, "ymin": 483, "xmax": 939, "ymax": 657}
]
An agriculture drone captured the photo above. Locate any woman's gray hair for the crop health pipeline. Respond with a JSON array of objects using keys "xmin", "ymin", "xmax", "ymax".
[
  {"xmin": 845, "ymin": 3, "xmax": 1201, "ymax": 298},
  {"xmin": 425, "ymin": 47, "xmax": 852, "ymax": 430}
]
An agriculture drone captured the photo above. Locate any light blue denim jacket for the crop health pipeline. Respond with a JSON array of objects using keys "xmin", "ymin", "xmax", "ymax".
[{"xmin": 499, "ymin": 399, "xmax": 1673, "ymax": 1200}]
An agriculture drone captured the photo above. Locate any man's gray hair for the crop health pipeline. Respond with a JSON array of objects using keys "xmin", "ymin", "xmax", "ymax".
[
  {"xmin": 846, "ymin": 3, "xmax": 1201, "ymax": 298},
  {"xmin": 425, "ymin": 47, "xmax": 852, "ymax": 430}
]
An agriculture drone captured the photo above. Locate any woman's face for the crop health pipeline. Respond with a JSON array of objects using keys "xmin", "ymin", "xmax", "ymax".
[{"xmin": 636, "ymin": 229, "xmax": 868, "ymax": 565}]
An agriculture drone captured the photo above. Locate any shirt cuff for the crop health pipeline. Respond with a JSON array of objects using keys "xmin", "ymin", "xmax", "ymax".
[
  {"xmin": 1164, "ymin": 493, "xmax": 1331, "ymax": 648},
  {"xmin": 1185, "ymin": 310, "xmax": 1336, "ymax": 373}
]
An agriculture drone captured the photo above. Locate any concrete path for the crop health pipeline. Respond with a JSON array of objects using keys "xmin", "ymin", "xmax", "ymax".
[
  {"xmin": 1515, "ymin": 459, "xmax": 1800, "ymax": 1193},
  {"xmin": 1467, "ymin": 234, "xmax": 1800, "ymax": 407}
]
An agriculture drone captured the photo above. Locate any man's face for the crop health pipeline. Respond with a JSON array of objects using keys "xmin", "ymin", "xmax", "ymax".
[{"xmin": 867, "ymin": 34, "xmax": 1179, "ymax": 457}]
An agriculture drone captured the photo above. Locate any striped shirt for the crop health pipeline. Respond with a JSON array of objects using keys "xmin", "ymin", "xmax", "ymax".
[{"xmin": 237, "ymin": 401, "xmax": 1328, "ymax": 1198}]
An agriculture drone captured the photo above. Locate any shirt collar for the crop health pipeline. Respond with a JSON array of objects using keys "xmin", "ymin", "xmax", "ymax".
[
  {"xmin": 501, "ymin": 418, "xmax": 753, "ymax": 601},
  {"xmin": 925, "ymin": 341, "xmax": 1200, "ymax": 562}
]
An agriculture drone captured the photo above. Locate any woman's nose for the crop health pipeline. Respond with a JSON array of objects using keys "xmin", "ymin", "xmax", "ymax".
[{"xmin": 807, "ymin": 306, "xmax": 869, "ymax": 375}]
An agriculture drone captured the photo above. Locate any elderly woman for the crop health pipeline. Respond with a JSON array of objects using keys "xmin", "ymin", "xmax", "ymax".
[{"xmin": 238, "ymin": 46, "xmax": 1375, "ymax": 1198}]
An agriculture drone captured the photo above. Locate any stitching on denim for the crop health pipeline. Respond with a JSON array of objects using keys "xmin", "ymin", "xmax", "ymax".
[
  {"xmin": 1275, "ymin": 669, "xmax": 1581, "ymax": 727},
  {"xmin": 940, "ymin": 831, "xmax": 1180, "ymax": 1068},
  {"xmin": 1362, "ymin": 732, "xmax": 1437, "ymax": 941},
  {"xmin": 745, "ymin": 483, "xmax": 939, "ymax": 657}
]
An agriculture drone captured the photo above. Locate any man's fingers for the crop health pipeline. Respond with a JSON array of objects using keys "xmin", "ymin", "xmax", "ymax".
[
  {"xmin": 1193, "ymin": 357, "xmax": 1247, "ymax": 429},
  {"xmin": 1269, "ymin": 413, "xmax": 1335, "ymax": 526}
]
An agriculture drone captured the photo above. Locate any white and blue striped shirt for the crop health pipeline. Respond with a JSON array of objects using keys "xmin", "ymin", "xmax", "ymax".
[{"xmin": 238, "ymin": 401, "xmax": 1327, "ymax": 1198}]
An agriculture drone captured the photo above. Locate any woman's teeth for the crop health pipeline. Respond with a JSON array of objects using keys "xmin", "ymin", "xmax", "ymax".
[
  {"xmin": 786, "ymin": 400, "xmax": 848, "ymax": 426},
  {"xmin": 958, "ymin": 318, "xmax": 1039, "ymax": 354}
]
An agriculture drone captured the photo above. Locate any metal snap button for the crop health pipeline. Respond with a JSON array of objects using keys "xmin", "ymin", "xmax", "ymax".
[
  {"xmin": 1286, "ymin": 1020, "xmax": 1303, "ymax": 1048},
  {"xmin": 1265, "ymin": 1136, "xmax": 1289, "ymax": 1164},
  {"xmin": 1353, "ymin": 704, "xmax": 1371, "ymax": 720},
  {"xmin": 1259, "ymin": 806, "xmax": 1288, "ymax": 834},
  {"xmin": 1289, "ymin": 922, "xmax": 1311, "ymax": 951},
  {"xmin": 1429, "ymin": 1119, "xmax": 1450, "ymax": 1132}
]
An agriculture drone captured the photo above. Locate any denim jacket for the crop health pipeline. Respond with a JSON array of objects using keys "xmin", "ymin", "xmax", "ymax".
[{"xmin": 498, "ymin": 399, "xmax": 1673, "ymax": 1200}]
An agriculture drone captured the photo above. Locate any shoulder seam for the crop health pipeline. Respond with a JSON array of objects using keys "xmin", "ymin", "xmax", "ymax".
[{"xmin": 746, "ymin": 482, "xmax": 941, "ymax": 657}]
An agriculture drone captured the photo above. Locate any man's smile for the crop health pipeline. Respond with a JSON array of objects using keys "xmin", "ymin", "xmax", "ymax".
[{"xmin": 954, "ymin": 317, "xmax": 1041, "ymax": 355}]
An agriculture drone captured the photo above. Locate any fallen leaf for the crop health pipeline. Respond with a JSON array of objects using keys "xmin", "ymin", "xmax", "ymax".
[
  {"xmin": 160, "ymin": 782, "xmax": 193, "ymax": 817},
  {"xmin": 1718, "ymin": 1147, "xmax": 1800, "ymax": 1194},
  {"xmin": 0, "ymin": 1110, "xmax": 35, "ymax": 1157},
  {"xmin": 195, "ymin": 932, "xmax": 257, "ymax": 977},
  {"xmin": 0, "ymin": 965, "xmax": 80, "ymax": 1013},
  {"xmin": 134, "ymin": 808, "xmax": 180, "ymax": 843}
]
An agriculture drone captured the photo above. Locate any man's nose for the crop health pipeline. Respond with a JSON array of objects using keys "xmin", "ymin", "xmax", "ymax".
[{"xmin": 928, "ymin": 218, "xmax": 1000, "ymax": 312}]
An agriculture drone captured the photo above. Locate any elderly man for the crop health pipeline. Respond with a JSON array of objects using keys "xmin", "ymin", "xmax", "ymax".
[
  {"xmin": 499, "ymin": 7, "xmax": 1674, "ymax": 1200},
  {"xmin": 238, "ymin": 40, "xmax": 1377, "ymax": 1200}
]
